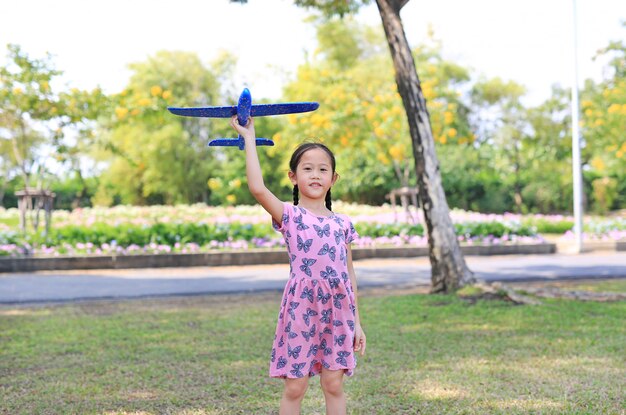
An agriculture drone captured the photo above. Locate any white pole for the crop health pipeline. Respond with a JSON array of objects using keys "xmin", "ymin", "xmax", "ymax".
[{"xmin": 571, "ymin": 0, "xmax": 584, "ymax": 253}]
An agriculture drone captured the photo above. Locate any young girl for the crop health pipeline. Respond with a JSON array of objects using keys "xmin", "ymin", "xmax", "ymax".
[{"xmin": 231, "ymin": 116, "xmax": 366, "ymax": 415}]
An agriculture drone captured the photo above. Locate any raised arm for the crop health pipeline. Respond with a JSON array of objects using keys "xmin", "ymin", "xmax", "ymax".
[{"xmin": 230, "ymin": 116, "xmax": 283, "ymax": 223}]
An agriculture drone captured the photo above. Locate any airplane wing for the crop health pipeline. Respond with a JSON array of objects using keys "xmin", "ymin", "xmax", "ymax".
[
  {"xmin": 168, "ymin": 102, "xmax": 319, "ymax": 118},
  {"xmin": 167, "ymin": 106, "xmax": 237, "ymax": 118},
  {"xmin": 250, "ymin": 102, "xmax": 319, "ymax": 116}
]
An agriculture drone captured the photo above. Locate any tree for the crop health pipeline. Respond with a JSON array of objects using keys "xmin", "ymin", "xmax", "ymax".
[
  {"xmin": 54, "ymin": 87, "xmax": 111, "ymax": 208},
  {"xmin": 0, "ymin": 44, "xmax": 59, "ymax": 190},
  {"xmin": 523, "ymin": 85, "xmax": 576, "ymax": 213},
  {"xmin": 280, "ymin": 18, "xmax": 473, "ymax": 209},
  {"xmin": 95, "ymin": 51, "xmax": 223, "ymax": 205},
  {"xmin": 373, "ymin": 0, "xmax": 475, "ymax": 291},
  {"xmin": 471, "ymin": 77, "xmax": 529, "ymax": 212},
  {"xmin": 231, "ymin": 0, "xmax": 474, "ymax": 292},
  {"xmin": 579, "ymin": 27, "xmax": 626, "ymax": 211}
]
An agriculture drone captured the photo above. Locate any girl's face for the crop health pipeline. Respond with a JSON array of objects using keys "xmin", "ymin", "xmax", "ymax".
[{"xmin": 289, "ymin": 148, "xmax": 338, "ymax": 201}]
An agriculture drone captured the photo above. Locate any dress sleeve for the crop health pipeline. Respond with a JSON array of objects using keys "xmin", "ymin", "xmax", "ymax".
[
  {"xmin": 344, "ymin": 216, "xmax": 359, "ymax": 244},
  {"xmin": 272, "ymin": 203, "xmax": 291, "ymax": 233}
]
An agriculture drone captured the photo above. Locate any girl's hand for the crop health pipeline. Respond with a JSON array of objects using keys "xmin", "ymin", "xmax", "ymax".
[
  {"xmin": 354, "ymin": 323, "xmax": 366, "ymax": 356},
  {"xmin": 230, "ymin": 115, "xmax": 256, "ymax": 141}
]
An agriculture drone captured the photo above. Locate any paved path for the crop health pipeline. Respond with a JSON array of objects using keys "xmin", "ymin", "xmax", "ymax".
[{"xmin": 1, "ymin": 252, "xmax": 625, "ymax": 304}]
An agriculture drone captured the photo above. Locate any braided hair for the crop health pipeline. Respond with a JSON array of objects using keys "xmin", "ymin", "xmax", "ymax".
[
  {"xmin": 289, "ymin": 142, "xmax": 336, "ymax": 211},
  {"xmin": 292, "ymin": 185, "xmax": 333, "ymax": 211}
]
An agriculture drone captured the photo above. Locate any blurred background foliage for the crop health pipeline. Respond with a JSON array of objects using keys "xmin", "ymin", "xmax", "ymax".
[{"xmin": 1, "ymin": 18, "xmax": 624, "ymax": 214}]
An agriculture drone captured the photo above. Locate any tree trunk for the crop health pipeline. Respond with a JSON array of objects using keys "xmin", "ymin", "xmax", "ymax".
[{"xmin": 375, "ymin": 0, "xmax": 475, "ymax": 292}]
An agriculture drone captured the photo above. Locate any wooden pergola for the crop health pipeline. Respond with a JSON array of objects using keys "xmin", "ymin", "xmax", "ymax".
[
  {"xmin": 15, "ymin": 188, "xmax": 56, "ymax": 237},
  {"xmin": 386, "ymin": 186, "xmax": 420, "ymax": 223}
]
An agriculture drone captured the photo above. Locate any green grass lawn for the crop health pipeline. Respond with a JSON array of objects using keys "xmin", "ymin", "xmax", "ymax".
[{"xmin": 1, "ymin": 284, "xmax": 625, "ymax": 415}]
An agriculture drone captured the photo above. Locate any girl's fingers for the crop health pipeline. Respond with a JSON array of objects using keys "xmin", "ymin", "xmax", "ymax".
[{"xmin": 354, "ymin": 335, "xmax": 366, "ymax": 355}]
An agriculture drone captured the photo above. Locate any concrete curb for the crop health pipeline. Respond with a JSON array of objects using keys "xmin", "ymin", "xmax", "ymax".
[{"xmin": 0, "ymin": 243, "xmax": 557, "ymax": 273}]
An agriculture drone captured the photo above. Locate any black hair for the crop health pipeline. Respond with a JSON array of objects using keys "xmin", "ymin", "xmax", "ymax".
[{"xmin": 289, "ymin": 142, "xmax": 336, "ymax": 211}]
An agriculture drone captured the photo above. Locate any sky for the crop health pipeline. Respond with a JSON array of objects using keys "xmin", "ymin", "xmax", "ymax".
[{"xmin": 1, "ymin": 0, "xmax": 625, "ymax": 106}]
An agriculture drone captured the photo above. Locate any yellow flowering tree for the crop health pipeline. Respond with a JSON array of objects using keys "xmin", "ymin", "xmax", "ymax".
[
  {"xmin": 580, "ymin": 33, "xmax": 626, "ymax": 210},
  {"xmin": 279, "ymin": 19, "xmax": 471, "ymax": 203},
  {"xmin": 95, "ymin": 50, "xmax": 223, "ymax": 205}
]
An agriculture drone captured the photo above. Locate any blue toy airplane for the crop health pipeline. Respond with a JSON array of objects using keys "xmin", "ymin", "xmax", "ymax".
[{"xmin": 167, "ymin": 88, "xmax": 319, "ymax": 150}]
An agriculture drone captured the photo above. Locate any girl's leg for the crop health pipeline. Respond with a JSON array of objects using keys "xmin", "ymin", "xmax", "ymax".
[
  {"xmin": 279, "ymin": 377, "xmax": 309, "ymax": 415},
  {"xmin": 319, "ymin": 369, "xmax": 346, "ymax": 415}
]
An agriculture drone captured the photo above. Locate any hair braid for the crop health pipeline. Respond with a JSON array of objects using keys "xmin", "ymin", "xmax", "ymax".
[
  {"xmin": 292, "ymin": 185, "xmax": 299, "ymax": 206},
  {"xmin": 325, "ymin": 189, "xmax": 332, "ymax": 211}
]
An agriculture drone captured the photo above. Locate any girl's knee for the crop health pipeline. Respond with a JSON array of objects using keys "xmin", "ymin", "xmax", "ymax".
[
  {"xmin": 320, "ymin": 371, "xmax": 344, "ymax": 396},
  {"xmin": 283, "ymin": 378, "xmax": 308, "ymax": 401}
]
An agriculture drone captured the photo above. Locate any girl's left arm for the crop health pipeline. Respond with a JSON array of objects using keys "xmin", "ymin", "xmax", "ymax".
[{"xmin": 347, "ymin": 244, "xmax": 366, "ymax": 356}]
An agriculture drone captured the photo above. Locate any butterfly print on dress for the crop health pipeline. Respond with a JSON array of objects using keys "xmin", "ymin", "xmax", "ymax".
[
  {"xmin": 294, "ymin": 214, "xmax": 310, "ymax": 230},
  {"xmin": 321, "ymin": 327, "xmax": 332, "ymax": 338},
  {"xmin": 334, "ymin": 229, "xmax": 345, "ymax": 244},
  {"xmin": 290, "ymin": 362, "xmax": 306, "ymax": 378},
  {"xmin": 297, "ymin": 235, "xmax": 313, "ymax": 253},
  {"xmin": 334, "ymin": 334, "xmax": 347, "ymax": 346},
  {"xmin": 300, "ymin": 287, "xmax": 314, "ymax": 303},
  {"xmin": 301, "ymin": 324, "xmax": 316, "ymax": 342},
  {"xmin": 300, "ymin": 258, "xmax": 316, "ymax": 277},
  {"xmin": 302, "ymin": 307, "xmax": 318, "ymax": 326},
  {"xmin": 288, "ymin": 301, "xmax": 301, "ymax": 320},
  {"xmin": 317, "ymin": 287, "xmax": 331, "ymax": 304},
  {"xmin": 333, "ymin": 293, "xmax": 346, "ymax": 309},
  {"xmin": 285, "ymin": 321, "xmax": 298, "ymax": 339},
  {"xmin": 317, "ymin": 243, "xmax": 336, "ymax": 262},
  {"xmin": 307, "ymin": 344, "xmax": 319, "ymax": 358},
  {"xmin": 320, "ymin": 308, "xmax": 332, "ymax": 324},
  {"xmin": 277, "ymin": 356, "xmax": 287, "ymax": 369},
  {"xmin": 313, "ymin": 223, "xmax": 330, "ymax": 238},
  {"xmin": 288, "ymin": 344, "xmax": 302, "ymax": 359},
  {"xmin": 336, "ymin": 351, "xmax": 351, "ymax": 367},
  {"xmin": 320, "ymin": 266, "xmax": 337, "ymax": 280},
  {"xmin": 320, "ymin": 338, "xmax": 333, "ymax": 356}
]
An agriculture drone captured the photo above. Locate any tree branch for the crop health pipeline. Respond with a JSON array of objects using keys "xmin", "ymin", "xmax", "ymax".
[{"xmin": 397, "ymin": 0, "xmax": 411, "ymax": 11}]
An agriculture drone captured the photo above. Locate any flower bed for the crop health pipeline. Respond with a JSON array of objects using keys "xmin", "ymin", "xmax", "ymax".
[{"xmin": 1, "ymin": 203, "xmax": 623, "ymax": 258}]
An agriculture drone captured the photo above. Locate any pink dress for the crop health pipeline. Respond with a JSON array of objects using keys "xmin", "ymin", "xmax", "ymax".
[{"xmin": 269, "ymin": 203, "xmax": 359, "ymax": 378}]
